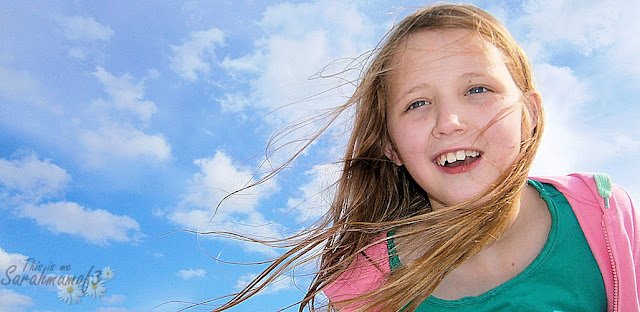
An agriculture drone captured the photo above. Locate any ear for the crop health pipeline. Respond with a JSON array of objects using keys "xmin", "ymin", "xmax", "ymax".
[
  {"xmin": 384, "ymin": 141, "xmax": 403, "ymax": 166},
  {"xmin": 523, "ymin": 90, "xmax": 542, "ymax": 133}
]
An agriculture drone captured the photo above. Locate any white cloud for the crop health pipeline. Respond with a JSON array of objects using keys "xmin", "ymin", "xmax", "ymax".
[
  {"xmin": 0, "ymin": 248, "xmax": 28, "ymax": 272},
  {"xmin": 81, "ymin": 127, "xmax": 171, "ymax": 166},
  {"xmin": 176, "ymin": 268, "xmax": 207, "ymax": 280},
  {"xmin": 0, "ymin": 152, "xmax": 70, "ymax": 200},
  {"xmin": 57, "ymin": 16, "xmax": 113, "ymax": 60},
  {"xmin": 518, "ymin": 0, "xmax": 640, "ymax": 181},
  {"xmin": 223, "ymin": 1, "xmax": 373, "ymax": 120},
  {"xmin": 177, "ymin": 151, "xmax": 270, "ymax": 215},
  {"xmin": 58, "ymin": 16, "xmax": 114, "ymax": 42},
  {"xmin": 287, "ymin": 163, "xmax": 341, "ymax": 223},
  {"xmin": 213, "ymin": 0, "xmax": 374, "ymax": 169},
  {"xmin": 522, "ymin": 0, "xmax": 617, "ymax": 56},
  {"xmin": 221, "ymin": 55, "xmax": 260, "ymax": 73},
  {"xmin": 170, "ymin": 28, "xmax": 225, "ymax": 81},
  {"xmin": 235, "ymin": 273, "xmax": 294, "ymax": 295},
  {"xmin": 81, "ymin": 67, "xmax": 171, "ymax": 166},
  {"xmin": 167, "ymin": 150, "xmax": 283, "ymax": 255},
  {"xmin": 532, "ymin": 64, "xmax": 638, "ymax": 175},
  {"xmin": 214, "ymin": 92, "xmax": 251, "ymax": 113},
  {"xmin": 93, "ymin": 66, "xmax": 158, "ymax": 123},
  {"xmin": 0, "ymin": 153, "xmax": 144, "ymax": 245},
  {"xmin": 21, "ymin": 201, "xmax": 143, "ymax": 245},
  {"xmin": 530, "ymin": 63, "xmax": 601, "ymax": 175},
  {"xmin": 606, "ymin": 1, "xmax": 640, "ymax": 79},
  {"xmin": 519, "ymin": 0, "xmax": 640, "ymax": 81},
  {"xmin": 0, "ymin": 289, "xmax": 34, "ymax": 312}
]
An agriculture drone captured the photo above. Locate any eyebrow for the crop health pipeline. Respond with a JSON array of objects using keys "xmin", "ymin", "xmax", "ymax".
[
  {"xmin": 396, "ymin": 71, "xmax": 496, "ymax": 102},
  {"xmin": 399, "ymin": 82, "xmax": 431, "ymax": 99},
  {"xmin": 460, "ymin": 72, "xmax": 490, "ymax": 80}
]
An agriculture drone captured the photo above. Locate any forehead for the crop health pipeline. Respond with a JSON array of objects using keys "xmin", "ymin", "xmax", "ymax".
[
  {"xmin": 386, "ymin": 29, "xmax": 513, "ymax": 94},
  {"xmin": 390, "ymin": 29, "xmax": 505, "ymax": 71}
]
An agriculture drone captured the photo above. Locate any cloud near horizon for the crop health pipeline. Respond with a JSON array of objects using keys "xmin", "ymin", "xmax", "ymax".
[{"xmin": 0, "ymin": 153, "xmax": 144, "ymax": 245}]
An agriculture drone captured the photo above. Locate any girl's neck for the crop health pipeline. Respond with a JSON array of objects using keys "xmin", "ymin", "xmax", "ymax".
[
  {"xmin": 393, "ymin": 182, "xmax": 551, "ymax": 299},
  {"xmin": 430, "ymin": 183, "xmax": 551, "ymax": 299}
]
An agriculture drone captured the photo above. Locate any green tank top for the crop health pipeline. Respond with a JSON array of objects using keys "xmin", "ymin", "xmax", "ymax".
[{"xmin": 387, "ymin": 180, "xmax": 607, "ymax": 311}]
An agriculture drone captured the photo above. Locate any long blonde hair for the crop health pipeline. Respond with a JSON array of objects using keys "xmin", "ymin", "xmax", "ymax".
[{"xmin": 209, "ymin": 3, "xmax": 544, "ymax": 312}]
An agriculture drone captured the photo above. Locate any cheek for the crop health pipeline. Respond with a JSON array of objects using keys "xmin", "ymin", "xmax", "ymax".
[
  {"xmin": 483, "ymin": 112, "xmax": 524, "ymax": 154},
  {"xmin": 388, "ymin": 120, "xmax": 418, "ymax": 148}
]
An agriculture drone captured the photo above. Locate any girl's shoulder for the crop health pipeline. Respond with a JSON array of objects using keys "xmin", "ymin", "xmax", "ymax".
[
  {"xmin": 531, "ymin": 173, "xmax": 634, "ymax": 214},
  {"xmin": 323, "ymin": 234, "xmax": 390, "ymax": 310},
  {"xmin": 533, "ymin": 173, "xmax": 638, "ymax": 312},
  {"xmin": 531, "ymin": 173, "xmax": 636, "ymax": 244}
]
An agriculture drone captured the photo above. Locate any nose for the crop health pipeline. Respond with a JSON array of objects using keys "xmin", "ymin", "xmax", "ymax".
[{"xmin": 431, "ymin": 108, "xmax": 467, "ymax": 138}]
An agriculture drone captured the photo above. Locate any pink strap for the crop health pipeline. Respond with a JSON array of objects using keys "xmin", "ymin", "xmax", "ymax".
[{"xmin": 323, "ymin": 235, "xmax": 390, "ymax": 311}]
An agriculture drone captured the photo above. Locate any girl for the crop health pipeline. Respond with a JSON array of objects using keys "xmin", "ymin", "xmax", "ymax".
[{"xmin": 215, "ymin": 4, "xmax": 638, "ymax": 312}]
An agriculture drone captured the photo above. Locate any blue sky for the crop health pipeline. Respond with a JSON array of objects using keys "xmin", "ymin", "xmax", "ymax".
[{"xmin": 1, "ymin": 0, "xmax": 638, "ymax": 311}]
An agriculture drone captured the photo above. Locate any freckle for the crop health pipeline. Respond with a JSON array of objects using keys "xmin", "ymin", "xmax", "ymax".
[{"xmin": 511, "ymin": 262, "xmax": 515, "ymax": 267}]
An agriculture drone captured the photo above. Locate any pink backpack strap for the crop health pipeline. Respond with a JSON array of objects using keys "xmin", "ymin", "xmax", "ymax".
[
  {"xmin": 532, "ymin": 173, "xmax": 639, "ymax": 311},
  {"xmin": 324, "ymin": 235, "xmax": 390, "ymax": 311}
]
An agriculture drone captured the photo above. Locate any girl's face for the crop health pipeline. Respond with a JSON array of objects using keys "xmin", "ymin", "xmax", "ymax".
[{"xmin": 385, "ymin": 29, "xmax": 534, "ymax": 210}]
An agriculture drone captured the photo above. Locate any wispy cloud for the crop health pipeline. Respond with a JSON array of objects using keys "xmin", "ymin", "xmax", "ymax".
[
  {"xmin": 606, "ymin": 2, "xmax": 640, "ymax": 79},
  {"xmin": 0, "ymin": 66, "xmax": 51, "ymax": 108},
  {"xmin": 170, "ymin": 28, "xmax": 225, "ymax": 82},
  {"xmin": 287, "ymin": 163, "xmax": 341, "ymax": 223},
  {"xmin": 530, "ymin": 63, "xmax": 594, "ymax": 175},
  {"xmin": 81, "ymin": 66, "xmax": 171, "ymax": 166},
  {"xmin": 166, "ymin": 150, "xmax": 283, "ymax": 255},
  {"xmin": 235, "ymin": 273, "xmax": 294, "ymax": 295},
  {"xmin": 523, "ymin": 0, "xmax": 616, "ymax": 55},
  {"xmin": 92, "ymin": 66, "xmax": 157, "ymax": 123},
  {"xmin": 58, "ymin": 16, "xmax": 114, "ymax": 42},
  {"xmin": 101, "ymin": 294, "xmax": 126, "ymax": 305},
  {"xmin": 203, "ymin": 2, "xmax": 377, "ymax": 216},
  {"xmin": 58, "ymin": 15, "xmax": 114, "ymax": 60},
  {"xmin": 176, "ymin": 268, "xmax": 207, "ymax": 280},
  {"xmin": 219, "ymin": 1, "xmax": 373, "ymax": 121},
  {"xmin": 518, "ymin": 0, "xmax": 640, "ymax": 194}
]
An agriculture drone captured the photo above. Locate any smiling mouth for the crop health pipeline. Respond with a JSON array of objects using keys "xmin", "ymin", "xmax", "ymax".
[{"xmin": 435, "ymin": 149, "xmax": 482, "ymax": 167}]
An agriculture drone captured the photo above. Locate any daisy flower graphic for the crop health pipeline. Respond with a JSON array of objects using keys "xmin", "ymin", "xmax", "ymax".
[
  {"xmin": 57, "ymin": 282, "xmax": 83, "ymax": 304},
  {"xmin": 101, "ymin": 266, "xmax": 115, "ymax": 280},
  {"xmin": 85, "ymin": 275, "xmax": 107, "ymax": 299}
]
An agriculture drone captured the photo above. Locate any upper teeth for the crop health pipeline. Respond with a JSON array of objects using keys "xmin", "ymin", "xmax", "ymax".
[{"xmin": 436, "ymin": 150, "xmax": 480, "ymax": 166}]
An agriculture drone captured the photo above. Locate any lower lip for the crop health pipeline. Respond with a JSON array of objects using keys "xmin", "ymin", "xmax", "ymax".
[{"xmin": 436, "ymin": 157, "xmax": 482, "ymax": 174}]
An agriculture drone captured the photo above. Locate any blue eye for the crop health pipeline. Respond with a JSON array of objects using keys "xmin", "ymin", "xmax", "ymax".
[
  {"xmin": 466, "ymin": 86, "xmax": 489, "ymax": 95},
  {"xmin": 408, "ymin": 100, "xmax": 430, "ymax": 110}
]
